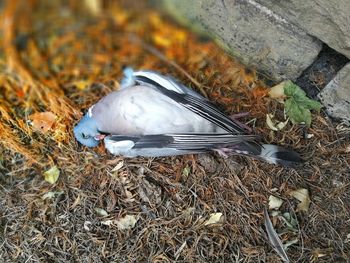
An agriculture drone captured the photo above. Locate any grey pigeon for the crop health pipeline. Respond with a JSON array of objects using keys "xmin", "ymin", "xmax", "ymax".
[{"xmin": 73, "ymin": 68, "xmax": 302, "ymax": 166}]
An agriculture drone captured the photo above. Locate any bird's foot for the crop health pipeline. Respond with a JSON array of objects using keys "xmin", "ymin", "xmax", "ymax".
[
  {"xmin": 230, "ymin": 112, "xmax": 252, "ymax": 133},
  {"xmin": 214, "ymin": 148, "xmax": 234, "ymax": 158},
  {"xmin": 230, "ymin": 112, "xmax": 250, "ymax": 119}
]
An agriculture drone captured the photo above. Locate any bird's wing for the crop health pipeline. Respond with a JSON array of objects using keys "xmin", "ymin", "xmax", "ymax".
[
  {"xmin": 131, "ymin": 70, "xmax": 246, "ymax": 134},
  {"xmin": 106, "ymin": 133, "xmax": 257, "ymax": 151},
  {"xmin": 132, "ymin": 70, "xmax": 204, "ymax": 98}
]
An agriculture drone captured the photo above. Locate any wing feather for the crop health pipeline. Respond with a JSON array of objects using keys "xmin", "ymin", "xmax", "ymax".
[
  {"xmin": 132, "ymin": 70, "xmax": 245, "ymax": 134},
  {"xmin": 107, "ymin": 133, "xmax": 258, "ymax": 151}
]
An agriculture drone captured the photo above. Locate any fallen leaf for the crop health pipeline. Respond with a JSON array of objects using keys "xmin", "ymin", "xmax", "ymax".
[
  {"xmin": 284, "ymin": 81, "xmax": 322, "ymax": 126},
  {"xmin": 182, "ymin": 165, "xmax": 191, "ymax": 177},
  {"xmin": 315, "ymin": 252, "xmax": 327, "ymax": 258},
  {"xmin": 42, "ymin": 191, "xmax": 64, "ymax": 200},
  {"xmin": 84, "ymin": 0, "xmax": 102, "ymax": 15},
  {"xmin": 285, "ymin": 99, "xmax": 312, "ymax": 126},
  {"xmin": 269, "ymin": 81, "xmax": 287, "ymax": 102},
  {"xmin": 289, "ymin": 188, "xmax": 311, "ymax": 212},
  {"xmin": 84, "ymin": 221, "xmax": 92, "ymax": 231},
  {"xmin": 269, "ymin": 195, "xmax": 283, "ymax": 210},
  {"xmin": 277, "ymin": 119, "xmax": 289, "ymax": 130},
  {"xmin": 44, "ymin": 166, "xmax": 60, "ymax": 184},
  {"xmin": 266, "ymin": 114, "xmax": 289, "ymax": 131},
  {"xmin": 204, "ymin": 212, "xmax": 223, "ymax": 225},
  {"xmin": 116, "ymin": 214, "xmax": 138, "ymax": 230},
  {"xmin": 266, "ymin": 114, "xmax": 277, "ymax": 131},
  {"xmin": 111, "ymin": 161, "xmax": 124, "ymax": 172},
  {"xmin": 94, "ymin": 208, "xmax": 109, "ymax": 216},
  {"xmin": 152, "ymin": 33, "xmax": 172, "ymax": 47},
  {"xmin": 16, "ymin": 88, "xmax": 25, "ymax": 98},
  {"xmin": 71, "ymin": 80, "xmax": 91, "ymax": 90},
  {"xmin": 30, "ymin": 112, "xmax": 56, "ymax": 133},
  {"xmin": 112, "ymin": 7, "xmax": 129, "ymax": 26},
  {"xmin": 101, "ymin": 220, "xmax": 114, "ymax": 226}
]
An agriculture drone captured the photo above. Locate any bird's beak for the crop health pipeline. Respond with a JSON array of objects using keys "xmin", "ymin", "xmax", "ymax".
[{"xmin": 94, "ymin": 134, "xmax": 106, "ymax": 141}]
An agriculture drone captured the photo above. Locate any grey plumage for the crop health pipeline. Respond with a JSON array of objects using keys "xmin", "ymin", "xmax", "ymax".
[{"xmin": 73, "ymin": 68, "xmax": 302, "ymax": 166}]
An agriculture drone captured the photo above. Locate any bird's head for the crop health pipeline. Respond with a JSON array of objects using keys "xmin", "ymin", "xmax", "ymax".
[{"xmin": 74, "ymin": 115, "xmax": 103, "ymax": 147}]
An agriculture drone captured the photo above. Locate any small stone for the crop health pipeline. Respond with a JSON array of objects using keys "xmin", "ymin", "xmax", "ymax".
[
  {"xmin": 160, "ymin": 0, "xmax": 322, "ymax": 81},
  {"xmin": 256, "ymin": 0, "xmax": 350, "ymax": 59},
  {"xmin": 318, "ymin": 63, "xmax": 350, "ymax": 125}
]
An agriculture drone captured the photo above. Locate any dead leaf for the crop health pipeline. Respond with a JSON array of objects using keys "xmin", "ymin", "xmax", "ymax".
[
  {"xmin": 71, "ymin": 80, "xmax": 91, "ymax": 90},
  {"xmin": 101, "ymin": 220, "xmax": 114, "ymax": 226},
  {"xmin": 182, "ymin": 165, "xmax": 191, "ymax": 178},
  {"xmin": 42, "ymin": 191, "xmax": 64, "ymax": 200},
  {"xmin": 269, "ymin": 81, "xmax": 287, "ymax": 102},
  {"xmin": 84, "ymin": 0, "xmax": 102, "ymax": 15},
  {"xmin": 84, "ymin": 221, "xmax": 92, "ymax": 231},
  {"xmin": 204, "ymin": 212, "xmax": 223, "ymax": 225},
  {"xmin": 30, "ymin": 112, "xmax": 56, "ymax": 133},
  {"xmin": 289, "ymin": 188, "xmax": 311, "ymax": 212},
  {"xmin": 94, "ymin": 208, "xmax": 109, "ymax": 216},
  {"xmin": 44, "ymin": 166, "xmax": 60, "ymax": 184},
  {"xmin": 266, "ymin": 114, "xmax": 289, "ymax": 131},
  {"xmin": 111, "ymin": 161, "xmax": 124, "ymax": 172},
  {"xmin": 269, "ymin": 195, "xmax": 283, "ymax": 210},
  {"xmin": 266, "ymin": 114, "xmax": 278, "ymax": 131},
  {"xmin": 152, "ymin": 33, "xmax": 172, "ymax": 47},
  {"xmin": 116, "ymin": 215, "xmax": 138, "ymax": 230}
]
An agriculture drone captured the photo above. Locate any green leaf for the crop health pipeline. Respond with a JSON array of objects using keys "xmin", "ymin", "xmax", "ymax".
[
  {"xmin": 300, "ymin": 97, "xmax": 322, "ymax": 111},
  {"xmin": 44, "ymin": 166, "xmax": 60, "ymax": 184},
  {"xmin": 284, "ymin": 81, "xmax": 306, "ymax": 98},
  {"xmin": 285, "ymin": 99, "xmax": 311, "ymax": 126},
  {"xmin": 283, "ymin": 81, "xmax": 322, "ymax": 126}
]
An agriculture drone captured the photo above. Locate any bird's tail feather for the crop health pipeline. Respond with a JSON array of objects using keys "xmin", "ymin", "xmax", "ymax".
[{"xmin": 231, "ymin": 142, "xmax": 302, "ymax": 166}]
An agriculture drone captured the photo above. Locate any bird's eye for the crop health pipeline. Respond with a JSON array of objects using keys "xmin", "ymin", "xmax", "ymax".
[{"xmin": 82, "ymin": 133, "xmax": 90, "ymax": 139}]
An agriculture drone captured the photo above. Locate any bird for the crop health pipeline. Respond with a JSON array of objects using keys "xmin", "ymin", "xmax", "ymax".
[{"xmin": 73, "ymin": 67, "xmax": 302, "ymax": 166}]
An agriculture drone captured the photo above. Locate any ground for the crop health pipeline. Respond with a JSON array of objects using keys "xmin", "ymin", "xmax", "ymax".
[{"xmin": 0, "ymin": 1, "xmax": 349, "ymax": 262}]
